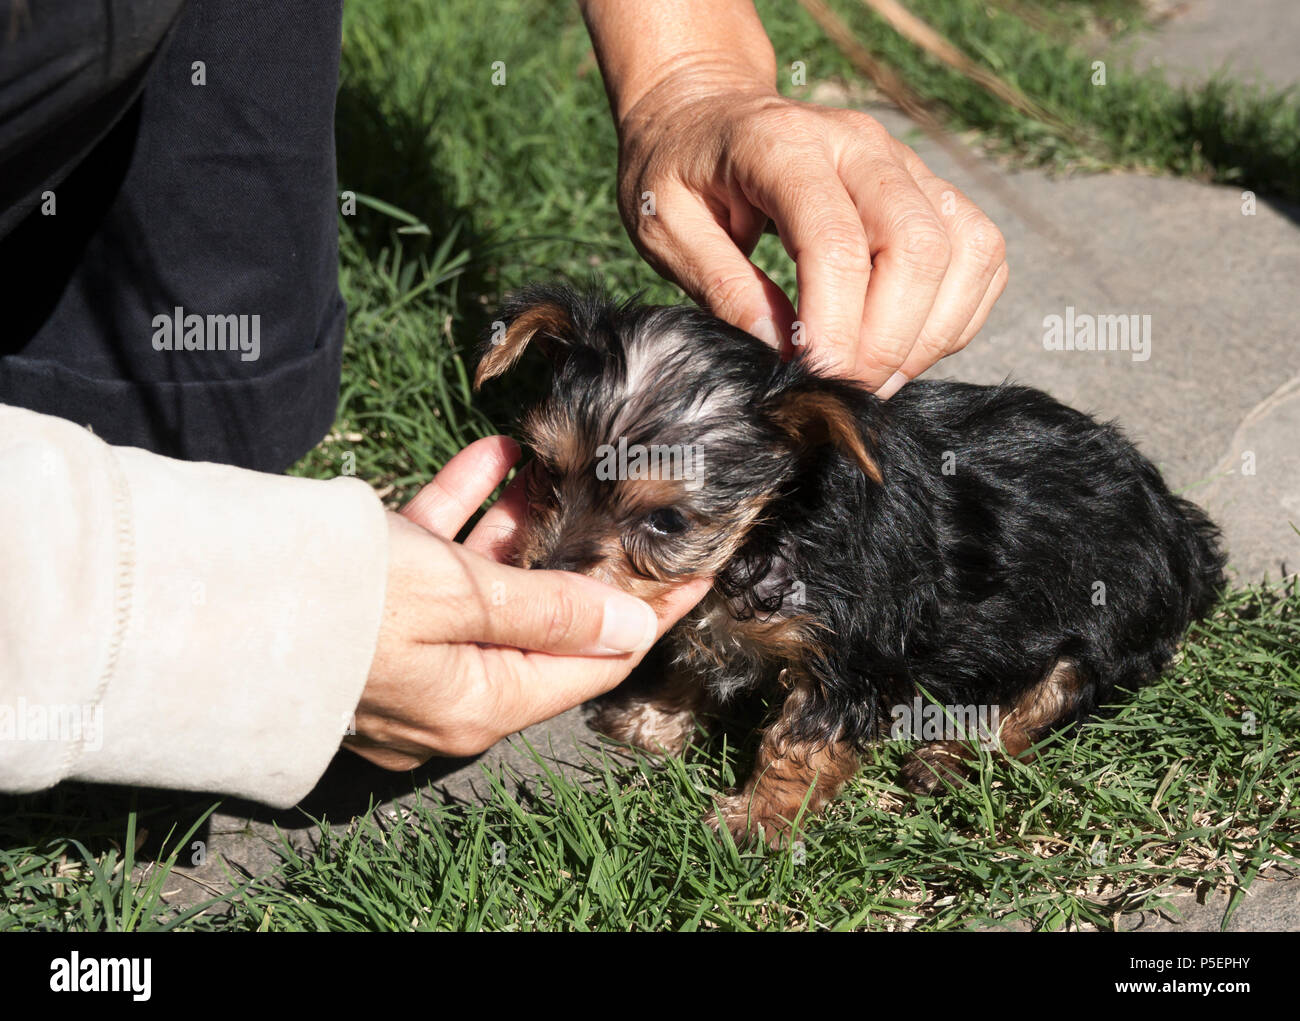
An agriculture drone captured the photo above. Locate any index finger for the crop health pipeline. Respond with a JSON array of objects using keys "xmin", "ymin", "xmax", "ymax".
[
  {"xmin": 415, "ymin": 539, "xmax": 660, "ymax": 656},
  {"xmin": 477, "ymin": 574, "xmax": 714, "ymax": 734},
  {"xmin": 748, "ymin": 164, "xmax": 872, "ymax": 378},
  {"xmin": 841, "ymin": 153, "xmax": 952, "ymax": 390},
  {"xmin": 463, "ymin": 458, "xmax": 533, "ymax": 562}
]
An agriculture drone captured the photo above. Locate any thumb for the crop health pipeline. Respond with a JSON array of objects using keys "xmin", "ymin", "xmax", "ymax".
[{"xmin": 400, "ymin": 435, "xmax": 520, "ymax": 538}]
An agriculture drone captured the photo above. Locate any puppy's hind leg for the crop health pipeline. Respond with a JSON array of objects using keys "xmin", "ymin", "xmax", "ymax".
[
  {"xmin": 898, "ymin": 740, "xmax": 975, "ymax": 795},
  {"xmin": 998, "ymin": 660, "xmax": 1086, "ymax": 761},
  {"xmin": 897, "ymin": 661, "xmax": 1085, "ymax": 795}
]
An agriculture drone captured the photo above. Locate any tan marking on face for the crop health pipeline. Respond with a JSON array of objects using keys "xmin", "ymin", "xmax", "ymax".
[
  {"xmin": 512, "ymin": 506, "xmax": 623, "ymax": 573},
  {"xmin": 616, "ymin": 476, "xmax": 691, "ymax": 515},
  {"xmin": 518, "ymin": 476, "xmax": 771, "ymax": 598},
  {"xmin": 522, "ymin": 407, "xmax": 588, "ymax": 481}
]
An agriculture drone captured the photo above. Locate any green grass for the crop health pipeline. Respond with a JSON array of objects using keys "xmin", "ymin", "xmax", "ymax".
[
  {"xmin": 3, "ymin": 0, "xmax": 1300, "ymax": 931},
  {"xmin": 0, "ymin": 793, "xmax": 232, "ymax": 932},
  {"xmin": 764, "ymin": 0, "xmax": 1300, "ymax": 200},
  {"xmin": 215, "ymin": 584, "xmax": 1300, "ymax": 930},
  {"xmin": 6, "ymin": 585, "xmax": 1293, "ymax": 931}
]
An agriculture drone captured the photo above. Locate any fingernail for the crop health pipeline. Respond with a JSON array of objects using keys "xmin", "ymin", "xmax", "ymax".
[
  {"xmin": 875, "ymin": 370, "xmax": 909, "ymax": 401},
  {"xmin": 598, "ymin": 594, "xmax": 658, "ymax": 653},
  {"xmin": 749, "ymin": 317, "xmax": 779, "ymax": 348}
]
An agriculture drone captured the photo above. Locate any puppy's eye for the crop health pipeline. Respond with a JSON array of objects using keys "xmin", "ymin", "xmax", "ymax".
[{"xmin": 645, "ymin": 508, "xmax": 689, "ymax": 535}]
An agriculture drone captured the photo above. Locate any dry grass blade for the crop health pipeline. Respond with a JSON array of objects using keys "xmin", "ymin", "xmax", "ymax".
[
  {"xmin": 859, "ymin": 0, "xmax": 1063, "ymax": 127},
  {"xmin": 797, "ymin": 0, "xmax": 1075, "ymax": 248}
]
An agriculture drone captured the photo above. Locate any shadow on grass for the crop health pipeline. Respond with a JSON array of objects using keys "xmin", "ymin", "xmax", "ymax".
[{"xmin": 334, "ymin": 71, "xmax": 555, "ymax": 431}]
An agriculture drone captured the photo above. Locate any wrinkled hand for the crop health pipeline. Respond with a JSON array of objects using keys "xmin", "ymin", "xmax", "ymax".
[
  {"xmin": 617, "ymin": 83, "xmax": 1008, "ymax": 395},
  {"xmin": 346, "ymin": 437, "xmax": 712, "ymax": 769}
]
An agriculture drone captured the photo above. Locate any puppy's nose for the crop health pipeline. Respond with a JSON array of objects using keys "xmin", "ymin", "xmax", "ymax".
[
  {"xmin": 530, "ymin": 544, "xmax": 601, "ymax": 574},
  {"xmin": 534, "ymin": 553, "xmax": 588, "ymax": 573}
]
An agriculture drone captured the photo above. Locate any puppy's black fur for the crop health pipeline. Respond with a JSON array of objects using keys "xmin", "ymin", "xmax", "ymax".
[{"xmin": 752, "ymin": 376, "xmax": 1225, "ymax": 747}]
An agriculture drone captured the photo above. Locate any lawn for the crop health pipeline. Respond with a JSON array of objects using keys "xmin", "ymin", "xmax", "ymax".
[
  {"xmin": 219, "ymin": 585, "xmax": 1300, "ymax": 931},
  {"xmin": 2, "ymin": 0, "xmax": 1297, "ymax": 932}
]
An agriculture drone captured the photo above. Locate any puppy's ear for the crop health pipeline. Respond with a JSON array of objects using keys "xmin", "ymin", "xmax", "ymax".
[
  {"xmin": 768, "ymin": 387, "xmax": 883, "ymax": 484},
  {"xmin": 474, "ymin": 292, "xmax": 576, "ymax": 390}
]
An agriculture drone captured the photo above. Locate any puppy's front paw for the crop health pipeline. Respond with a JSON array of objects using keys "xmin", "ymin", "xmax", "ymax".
[
  {"xmin": 588, "ymin": 700, "xmax": 696, "ymax": 757},
  {"xmin": 705, "ymin": 793, "xmax": 798, "ymax": 849}
]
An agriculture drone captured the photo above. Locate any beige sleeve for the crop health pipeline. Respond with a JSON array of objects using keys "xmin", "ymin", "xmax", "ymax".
[{"xmin": 0, "ymin": 404, "xmax": 389, "ymax": 808}]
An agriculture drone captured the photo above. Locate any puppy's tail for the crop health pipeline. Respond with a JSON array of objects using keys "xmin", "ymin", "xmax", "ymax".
[{"xmin": 1173, "ymin": 495, "xmax": 1227, "ymax": 621}]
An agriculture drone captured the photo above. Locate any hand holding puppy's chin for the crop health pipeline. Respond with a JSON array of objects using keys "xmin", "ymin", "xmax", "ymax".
[{"xmin": 346, "ymin": 476, "xmax": 711, "ymax": 771}]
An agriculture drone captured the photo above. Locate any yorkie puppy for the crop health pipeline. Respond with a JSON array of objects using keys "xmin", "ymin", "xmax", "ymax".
[{"xmin": 475, "ymin": 284, "xmax": 1226, "ymax": 845}]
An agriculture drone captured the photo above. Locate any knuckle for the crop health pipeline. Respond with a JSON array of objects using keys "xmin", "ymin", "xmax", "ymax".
[
  {"xmin": 539, "ymin": 580, "xmax": 585, "ymax": 650},
  {"xmin": 959, "ymin": 217, "xmax": 1006, "ymax": 269},
  {"xmin": 437, "ymin": 697, "xmax": 500, "ymax": 757},
  {"xmin": 432, "ymin": 655, "xmax": 502, "ymax": 756},
  {"xmin": 627, "ymin": 198, "xmax": 671, "ymax": 247},
  {"xmin": 889, "ymin": 136, "xmax": 924, "ymax": 167},
  {"xmin": 833, "ymin": 108, "xmax": 894, "ymax": 148},
  {"xmin": 895, "ymin": 219, "xmax": 952, "ymax": 274},
  {"xmin": 740, "ymin": 99, "xmax": 818, "ymax": 139},
  {"xmin": 704, "ymin": 272, "xmax": 760, "ymax": 318},
  {"xmin": 726, "ymin": 106, "xmax": 827, "ymax": 180},
  {"xmin": 440, "ymin": 727, "xmax": 494, "ymax": 759},
  {"xmin": 910, "ymin": 327, "xmax": 950, "ymax": 359},
  {"xmin": 992, "ymin": 258, "xmax": 1011, "ymax": 291},
  {"xmin": 621, "ymin": 164, "xmax": 671, "ymax": 216},
  {"xmin": 948, "ymin": 330, "xmax": 976, "ymax": 354},
  {"xmin": 859, "ymin": 343, "xmax": 912, "ymax": 377},
  {"xmin": 742, "ymin": 107, "xmax": 795, "ymax": 140},
  {"xmin": 813, "ymin": 223, "xmax": 872, "ymax": 275},
  {"xmin": 633, "ymin": 208, "xmax": 668, "ymax": 245}
]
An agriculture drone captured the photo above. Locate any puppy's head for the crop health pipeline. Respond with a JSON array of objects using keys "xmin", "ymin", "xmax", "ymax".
[{"xmin": 475, "ymin": 284, "xmax": 880, "ymax": 605}]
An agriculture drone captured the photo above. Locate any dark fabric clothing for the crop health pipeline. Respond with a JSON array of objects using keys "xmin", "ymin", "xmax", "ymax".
[{"xmin": 0, "ymin": 0, "xmax": 347, "ymax": 473}]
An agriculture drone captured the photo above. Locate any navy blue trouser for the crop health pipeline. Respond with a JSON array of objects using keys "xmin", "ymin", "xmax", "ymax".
[{"xmin": 0, "ymin": 0, "xmax": 346, "ymax": 472}]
